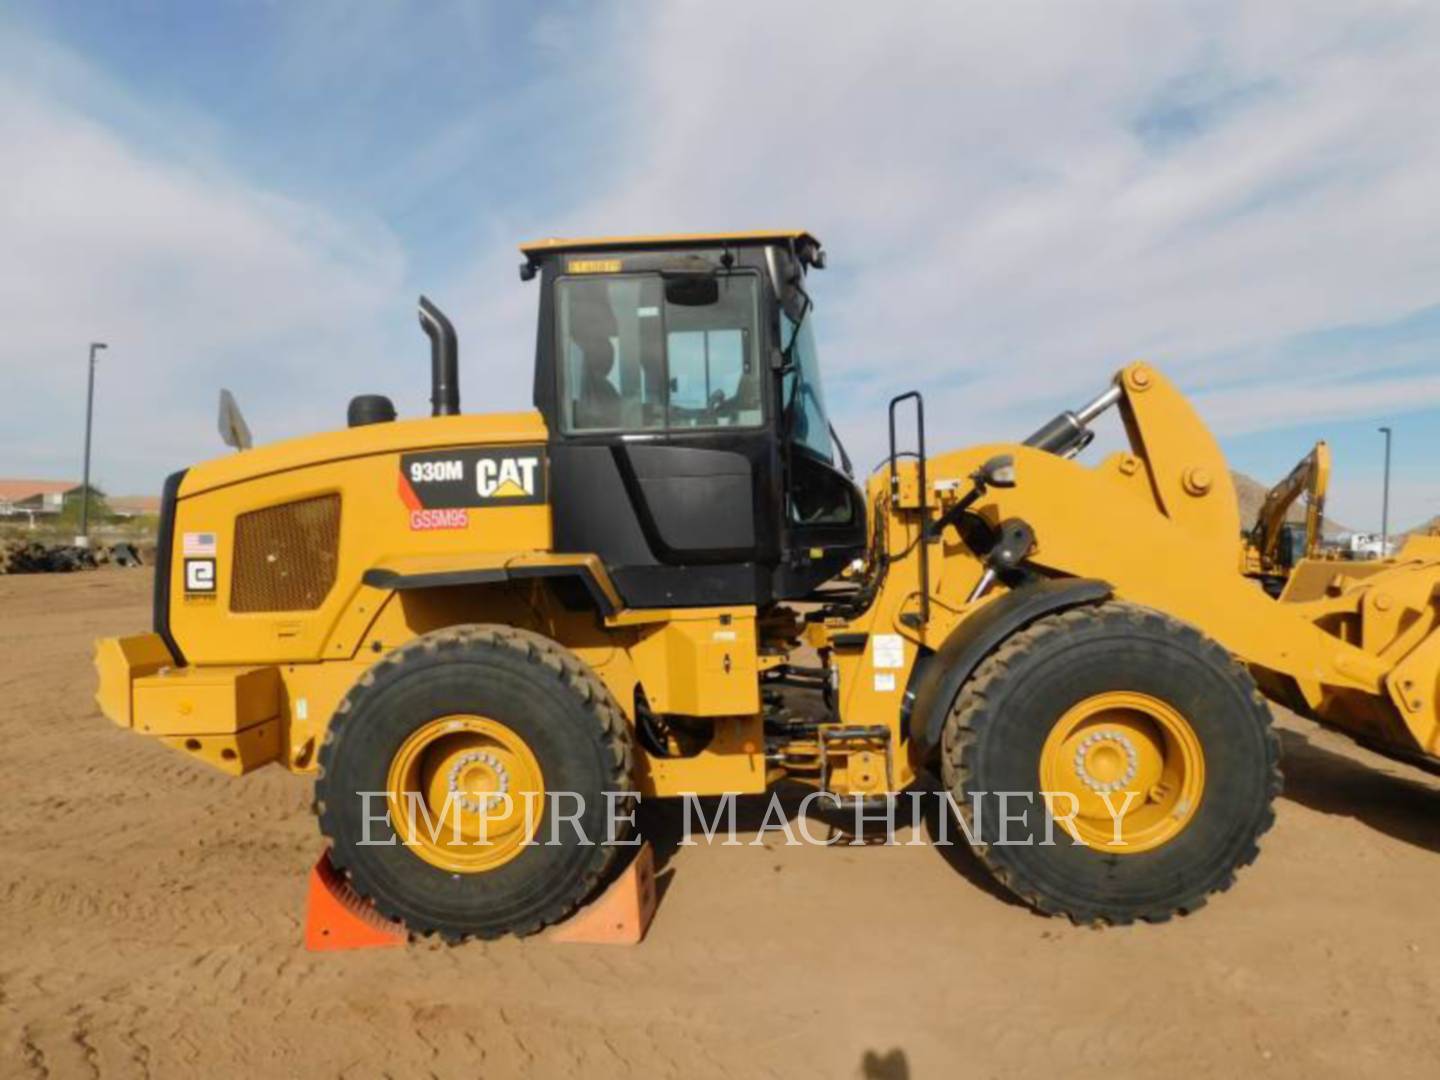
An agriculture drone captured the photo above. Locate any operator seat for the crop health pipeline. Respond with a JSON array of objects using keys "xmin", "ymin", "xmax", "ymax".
[{"xmin": 574, "ymin": 336, "xmax": 621, "ymax": 429}]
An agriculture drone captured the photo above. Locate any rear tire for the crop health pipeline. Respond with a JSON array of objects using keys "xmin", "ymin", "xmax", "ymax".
[
  {"xmin": 940, "ymin": 602, "xmax": 1280, "ymax": 924},
  {"xmin": 315, "ymin": 625, "xmax": 634, "ymax": 941}
]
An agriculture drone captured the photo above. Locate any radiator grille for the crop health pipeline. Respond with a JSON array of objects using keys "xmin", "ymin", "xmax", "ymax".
[{"xmin": 231, "ymin": 494, "xmax": 341, "ymax": 612}]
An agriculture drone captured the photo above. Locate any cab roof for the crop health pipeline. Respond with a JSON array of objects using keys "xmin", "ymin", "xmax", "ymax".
[{"xmin": 518, "ymin": 230, "xmax": 819, "ymax": 256}]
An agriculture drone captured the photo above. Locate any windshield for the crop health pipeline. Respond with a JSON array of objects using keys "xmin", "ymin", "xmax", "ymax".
[
  {"xmin": 781, "ymin": 309, "xmax": 834, "ymax": 463},
  {"xmin": 557, "ymin": 272, "xmax": 763, "ymax": 433}
]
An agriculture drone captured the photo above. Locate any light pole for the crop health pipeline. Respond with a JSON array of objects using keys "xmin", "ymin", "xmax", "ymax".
[
  {"xmin": 1379, "ymin": 425, "xmax": 1392, "ymax": 558},
  {"xmin": 79, "ymin": 342, "xmax": 108, "ymax": 545}
]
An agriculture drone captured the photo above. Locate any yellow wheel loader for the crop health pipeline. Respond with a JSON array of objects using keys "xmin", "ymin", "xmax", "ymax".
[{"xmin": 95, "ymin": 230, "xmax": 1440, "ymax": 937}]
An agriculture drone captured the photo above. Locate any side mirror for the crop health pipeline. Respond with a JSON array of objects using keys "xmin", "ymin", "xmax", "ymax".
[
  {"xmin": 978, "ymin": 454, "xmax": 1016, "ymax": 489},
  {"xmin": 928, "ymin": 454, "xmax": 1016, "ymax": 544},
  {"xmin": 218, "ymin": 388, "xmax": 253, "ymax": 451}
]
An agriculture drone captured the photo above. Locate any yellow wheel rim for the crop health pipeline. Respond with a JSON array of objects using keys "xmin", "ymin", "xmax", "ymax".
[
  {"xmin": 385, "ymin": 715, "xmax": 545, "ymax": 873},
  {"xmin": 1039, "ymin": 691, "xmax": 1204, "ymax": 854}
]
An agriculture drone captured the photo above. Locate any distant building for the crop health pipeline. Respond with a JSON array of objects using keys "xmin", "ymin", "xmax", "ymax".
[
  {"xmin": 0, "ymin": 480, "xmax": 156, "ymax": 526},
  {"xmin": 0, "ymin": 479, "xmax": 77, "ymax": 525}
]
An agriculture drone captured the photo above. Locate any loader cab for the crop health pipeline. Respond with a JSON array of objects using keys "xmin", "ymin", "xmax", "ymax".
[{"xmin": 524, "ymin": 231, "xmax": 865, "ymax": 608}]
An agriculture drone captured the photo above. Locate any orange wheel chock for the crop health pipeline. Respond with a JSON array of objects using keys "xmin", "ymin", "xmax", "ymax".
[
  {"xmin": 302, "ymin": 842, "xmax": 658, "ymax": 951},
  {"xmin": 548, "ymin": 842, "xmax": 658, "ymax": 945},
  {"xmin": 304, "ymin": 850, "xmax": 407, "ymax": 952}
]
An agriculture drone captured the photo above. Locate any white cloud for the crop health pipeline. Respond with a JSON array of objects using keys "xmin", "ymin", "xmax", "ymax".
[
  {"xmin": 0, "ymin": 33, "xmax": 408, "ymax": 491},
  {"xmin": 1194, "ymin": 370, "xmax": 1440, "ymax": 437},
  {"xmin": 4, "ymin": 2, "xmax": 1439, "ymax": 526},
  {"xmin": 533, "ymin": 0, "xmax": 1440, "ymax": 482}
]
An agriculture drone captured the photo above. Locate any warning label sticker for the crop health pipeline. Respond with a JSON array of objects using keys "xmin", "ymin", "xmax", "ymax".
[{"xmin": 872, "ymin": 633, "xmax": 905, "ymax": 669}]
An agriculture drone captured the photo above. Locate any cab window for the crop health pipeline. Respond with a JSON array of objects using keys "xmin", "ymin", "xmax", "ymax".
[
  {"xmin": 780, "ymin": 312, "xmax": 834, "ymax": 464},
  {"xmin": 558, "ymin": 272, "xmax": 763, "ymax": 433}
]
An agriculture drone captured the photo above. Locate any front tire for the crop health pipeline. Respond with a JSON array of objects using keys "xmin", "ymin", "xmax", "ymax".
[
  {"xmin": 315, "ymin": 625, "xmax": 634, "ymax": 941},
  {"xmin": 941, "ymin": 602, "xmax": 1280, "ymax": 924}
]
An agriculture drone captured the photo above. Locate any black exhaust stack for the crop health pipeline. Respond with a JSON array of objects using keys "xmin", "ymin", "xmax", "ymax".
[{"xmin": 418, "ymin": 295, "xmax": 460, "ymax": 416}]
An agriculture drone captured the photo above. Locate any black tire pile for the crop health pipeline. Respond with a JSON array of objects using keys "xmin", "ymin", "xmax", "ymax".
[{"xmin": 0, "ymin": 540, "xmax": 144, "ymax": 574}]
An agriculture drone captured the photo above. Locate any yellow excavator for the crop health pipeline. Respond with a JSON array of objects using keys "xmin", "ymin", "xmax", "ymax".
[
  {"xmin": 95, "ymin": 231, "xmax": 1440, "ymax": 937},
  {"xmin": 1243, "ymin": 440, "xmax": 1331, "ymax": 593}
]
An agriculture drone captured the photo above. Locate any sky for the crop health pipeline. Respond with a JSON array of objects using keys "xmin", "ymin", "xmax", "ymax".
[{"xmin": 1, "ymin": 0, "xmax": 1437, "ymax": 531}]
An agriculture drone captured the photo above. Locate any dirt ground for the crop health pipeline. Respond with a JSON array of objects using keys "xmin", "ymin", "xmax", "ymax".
[{"xmin": 3, "ymin": 570, "xmax": 1439, "ymax": 1079}]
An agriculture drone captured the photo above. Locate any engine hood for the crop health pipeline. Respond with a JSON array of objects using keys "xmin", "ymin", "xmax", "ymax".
[{"xmin": 178, "ymin": 411, "xmax": 548, "ymax": 498}]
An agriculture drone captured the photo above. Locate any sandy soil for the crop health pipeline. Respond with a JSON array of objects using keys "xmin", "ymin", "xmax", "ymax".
[{"xmin": 2, "ymin": 570, "xmax": 1439, "ymax": 1079}]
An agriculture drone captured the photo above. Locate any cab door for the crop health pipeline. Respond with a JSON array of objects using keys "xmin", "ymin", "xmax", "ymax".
[
  {"xmin": 773, "ymin": 308, "xmax": 867, "ymax": 597},
  {"xmin": 546, "ymin": 265, "xmax": 781, "ymax": 605}
]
